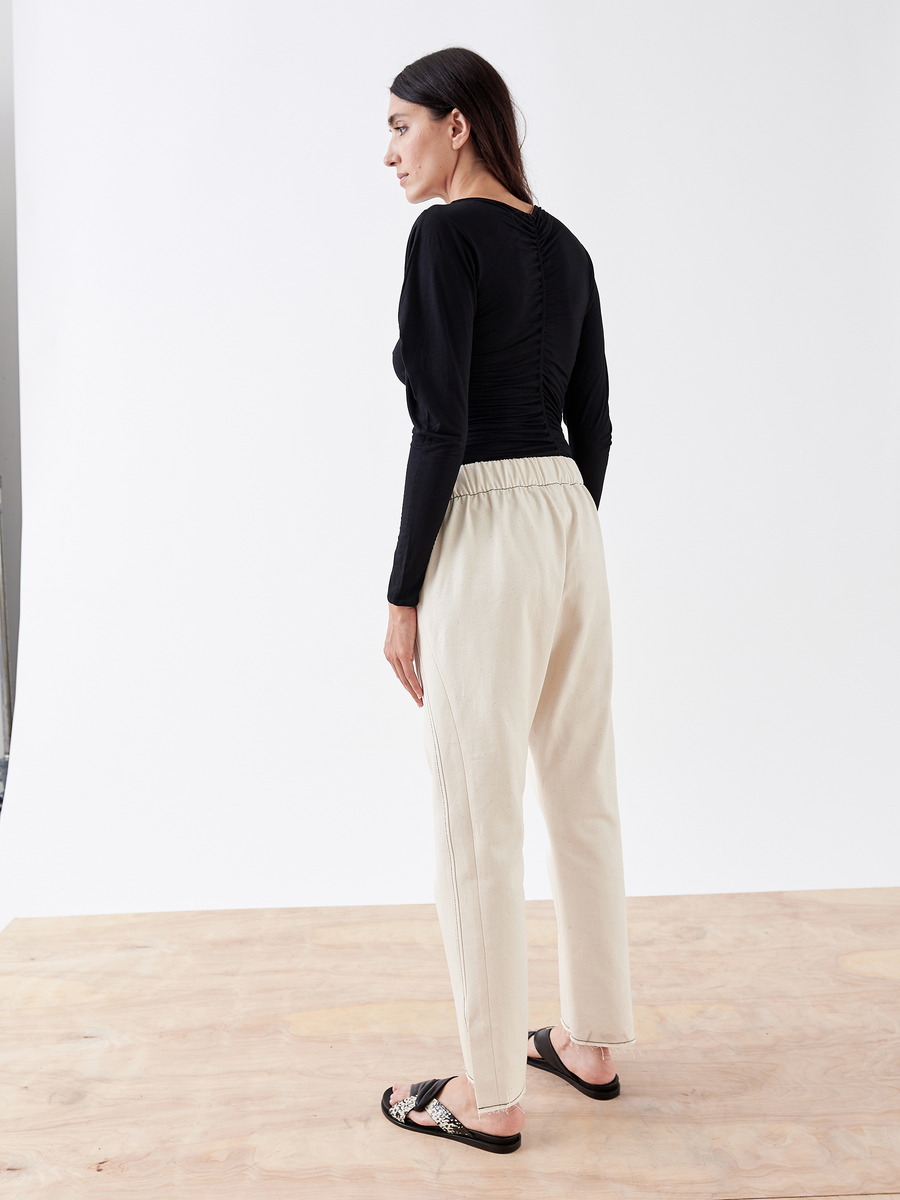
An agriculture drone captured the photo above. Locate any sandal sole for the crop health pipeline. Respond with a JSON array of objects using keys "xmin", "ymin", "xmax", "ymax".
[
  {"xmin": 380, "ymin": 1087, "xmax": 522, "ymax": 1154},
  {"xmin": 526, "ymin": 1029, "xmax": 621, "ymax": 1101}
]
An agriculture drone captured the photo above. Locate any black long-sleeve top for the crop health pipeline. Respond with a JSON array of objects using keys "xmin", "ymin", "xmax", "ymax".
[{"xmin": 388, "ymin": 197, "xmax": 611, "ymax": 607}]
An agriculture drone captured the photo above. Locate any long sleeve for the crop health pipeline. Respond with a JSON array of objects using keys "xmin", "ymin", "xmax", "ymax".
[
  {"xmin": 387, "ymin": 209, "xmax": 478, "ymax": 606},
  {"xmin": 563, "ymin": 271, "xmax": 612, "ymax": 506}
]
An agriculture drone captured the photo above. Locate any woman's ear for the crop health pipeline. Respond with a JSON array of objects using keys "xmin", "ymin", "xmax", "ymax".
[{"xmin": 449, "ymin": 108, "xmax": 472, "ymax": 150}]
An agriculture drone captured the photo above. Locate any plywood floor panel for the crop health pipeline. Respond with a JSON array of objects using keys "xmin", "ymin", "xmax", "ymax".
[{"xmin": 0, "ymin": 889, "xmax": 898, "ymax": 1197}]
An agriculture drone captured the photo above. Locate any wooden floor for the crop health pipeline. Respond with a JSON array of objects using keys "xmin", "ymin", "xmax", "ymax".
[{"xmin": 0, "ymin": 889, "xmax": 898, "ymax": 1198}]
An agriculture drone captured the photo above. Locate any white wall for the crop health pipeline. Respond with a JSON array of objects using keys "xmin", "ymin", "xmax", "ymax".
[{"xmin": 0, "ymin": 0, "xmax": 897, "ymax": 930}]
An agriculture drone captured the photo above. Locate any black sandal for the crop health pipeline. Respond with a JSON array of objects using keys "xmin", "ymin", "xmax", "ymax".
[
  {"xmin": 527, "ymin": 1027, "xmax": 621, "ymax": 1100},
  {"xmin": 381, "ymin": 1075, "xmax": 522, "ymax": 1154}
]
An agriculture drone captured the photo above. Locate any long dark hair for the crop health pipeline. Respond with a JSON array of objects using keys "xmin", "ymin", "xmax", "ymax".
[{"xmin": 390, "ymin": 48, "xmax": 532, "ymax": 205}]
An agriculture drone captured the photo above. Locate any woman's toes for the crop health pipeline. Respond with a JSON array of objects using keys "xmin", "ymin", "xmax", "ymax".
[{"xmin": 389, "ymin": 1083, "xmax": 435, "ymax": 1125}]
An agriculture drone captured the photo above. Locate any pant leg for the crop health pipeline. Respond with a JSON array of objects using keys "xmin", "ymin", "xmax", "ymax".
[
  {"xmin": 527, "ymin": 482, "xmax": 635, "ymax": 1048},
  {"xmin": 415, "ymin": 457, "xmax": 574, "ymax": 1114}
]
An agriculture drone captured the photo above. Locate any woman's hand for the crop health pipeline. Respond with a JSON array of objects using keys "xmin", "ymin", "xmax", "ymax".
[{"xmin": 384, "ymin": 603, "xmax": 424, "ymax": 707}]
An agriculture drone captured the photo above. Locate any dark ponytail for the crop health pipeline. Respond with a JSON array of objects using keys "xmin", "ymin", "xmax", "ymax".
[{"xmin": 390, "ymin": 47, "xmax": 532, "ymax": 205}]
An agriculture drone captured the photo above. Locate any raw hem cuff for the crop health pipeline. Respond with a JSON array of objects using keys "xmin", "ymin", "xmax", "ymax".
[
  {"xmin": 561, "ymin": 1017, "xmax": 636, "ymax": 1049},
  {"xmin": 473, "ymin": 1076, "xmax": 526, "ymax": 1116}
]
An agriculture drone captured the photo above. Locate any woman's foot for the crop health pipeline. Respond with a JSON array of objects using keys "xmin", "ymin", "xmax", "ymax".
[
  {"xmin": 527, "ymin": 1025, "xmax": 617, "ymax": 1085},
  {"xmin": 388, "ymin": 1075, "xmax": 524, "ymax": 1137}
]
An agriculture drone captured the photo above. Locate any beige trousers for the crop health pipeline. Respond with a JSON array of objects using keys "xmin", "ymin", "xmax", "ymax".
[{"xmin": 415, "ymin": 455, "xmax": 635, "ymax": 1116}]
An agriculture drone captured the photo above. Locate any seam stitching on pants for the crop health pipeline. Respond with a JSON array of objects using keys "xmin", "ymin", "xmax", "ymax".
[
  {"xmin": 450, "ymin": 480, "xmax": 584, "ymax": 501},
  {"xmin": 418, "ymin": 628, "xmax": 469, "ymax": 1030},
  {"xmin": 422, "ymin": 638, "xmax": 504, "ymax": 1104},
  {"xmin": 560, "ymin": 1016, "xmax": 636, "ymax": 1047},
  {"xmin": 528, "ymin": 538, "xmax": 570, "ymax": 749},
  {"xmin": 476, "ymin": 1075, "xmax": 527, "ymax": 1117}
]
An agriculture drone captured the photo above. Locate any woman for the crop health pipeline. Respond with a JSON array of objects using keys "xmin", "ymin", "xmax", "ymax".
[{"xmin": 380, "ymin": 48, "xmax": 634, "ymax": 1154}]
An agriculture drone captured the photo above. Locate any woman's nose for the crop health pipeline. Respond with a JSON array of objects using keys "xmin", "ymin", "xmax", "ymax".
[{"xmin": 384, "ymin": 144, "xmax": 398, "ymax": 168}]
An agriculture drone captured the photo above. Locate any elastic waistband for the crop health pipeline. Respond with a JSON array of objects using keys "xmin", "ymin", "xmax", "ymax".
[{"xmin": 451, "ymin": 455, "xmax": 584, "ymax": 499}]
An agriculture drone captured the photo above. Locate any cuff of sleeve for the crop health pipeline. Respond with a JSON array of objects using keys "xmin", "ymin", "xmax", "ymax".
[{"xmin": 387, "ymin": 590, "xmax": 419, "ymax": 607}]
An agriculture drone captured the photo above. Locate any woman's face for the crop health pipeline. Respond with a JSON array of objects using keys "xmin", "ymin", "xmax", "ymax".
[{"xmin": 384, "ymin": 93, "xmax": 465, "ymax": 203}]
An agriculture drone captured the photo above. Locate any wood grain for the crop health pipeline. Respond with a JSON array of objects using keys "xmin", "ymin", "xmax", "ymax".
[{"xmin": 0, "ymin": 888, "xmax": 898, "ymax": 1198}]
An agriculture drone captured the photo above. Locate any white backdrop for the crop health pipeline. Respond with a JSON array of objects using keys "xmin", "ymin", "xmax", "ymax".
[{"xmin": 0, "ymin": 0, "xmax": 897, "ymax": 930}]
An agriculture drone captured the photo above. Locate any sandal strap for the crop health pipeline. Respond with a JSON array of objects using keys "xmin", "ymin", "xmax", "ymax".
[
  {"xmin": 388, "ymin": 1076, "xmax": 473, "ymax": 1139},
  {"xmin": 533, "ymin": 1026, "xmax": 568, "ymax": 1076},
  {"xmin": 388, "ymin": 1094, "xmax": 418, "ymax": 1122},
  {"xmin": 411, "ymin": 1075, "xmax": 457, "ymax": 1111},
  {"xmin": 424, "ymin": 1095, "xmax": 472, "ymax": 1137}
]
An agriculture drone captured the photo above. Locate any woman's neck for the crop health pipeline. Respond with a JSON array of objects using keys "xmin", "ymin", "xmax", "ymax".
[{"xmin": 445, "ymin": 161, "xmax": 533, "ymax": 214}]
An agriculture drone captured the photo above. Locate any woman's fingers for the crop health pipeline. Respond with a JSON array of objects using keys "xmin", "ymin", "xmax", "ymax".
[
  {"xmin": 387, "ymin": 650, "xmax": 423, "ymax": 706},
  {"xmin": 386, "ymin": 641, "xmax": 422, "ymax": 704},
  {"xmin": 401, "ymin": 652, "xmax": 424, "ymax": 706},
  {"xmin": 384, "ymin": 603, "xmax": 424, "ymax": 707},
  {"xmin": 394, "ymin": 654, "xmax": 423, "ymax": 705}
]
